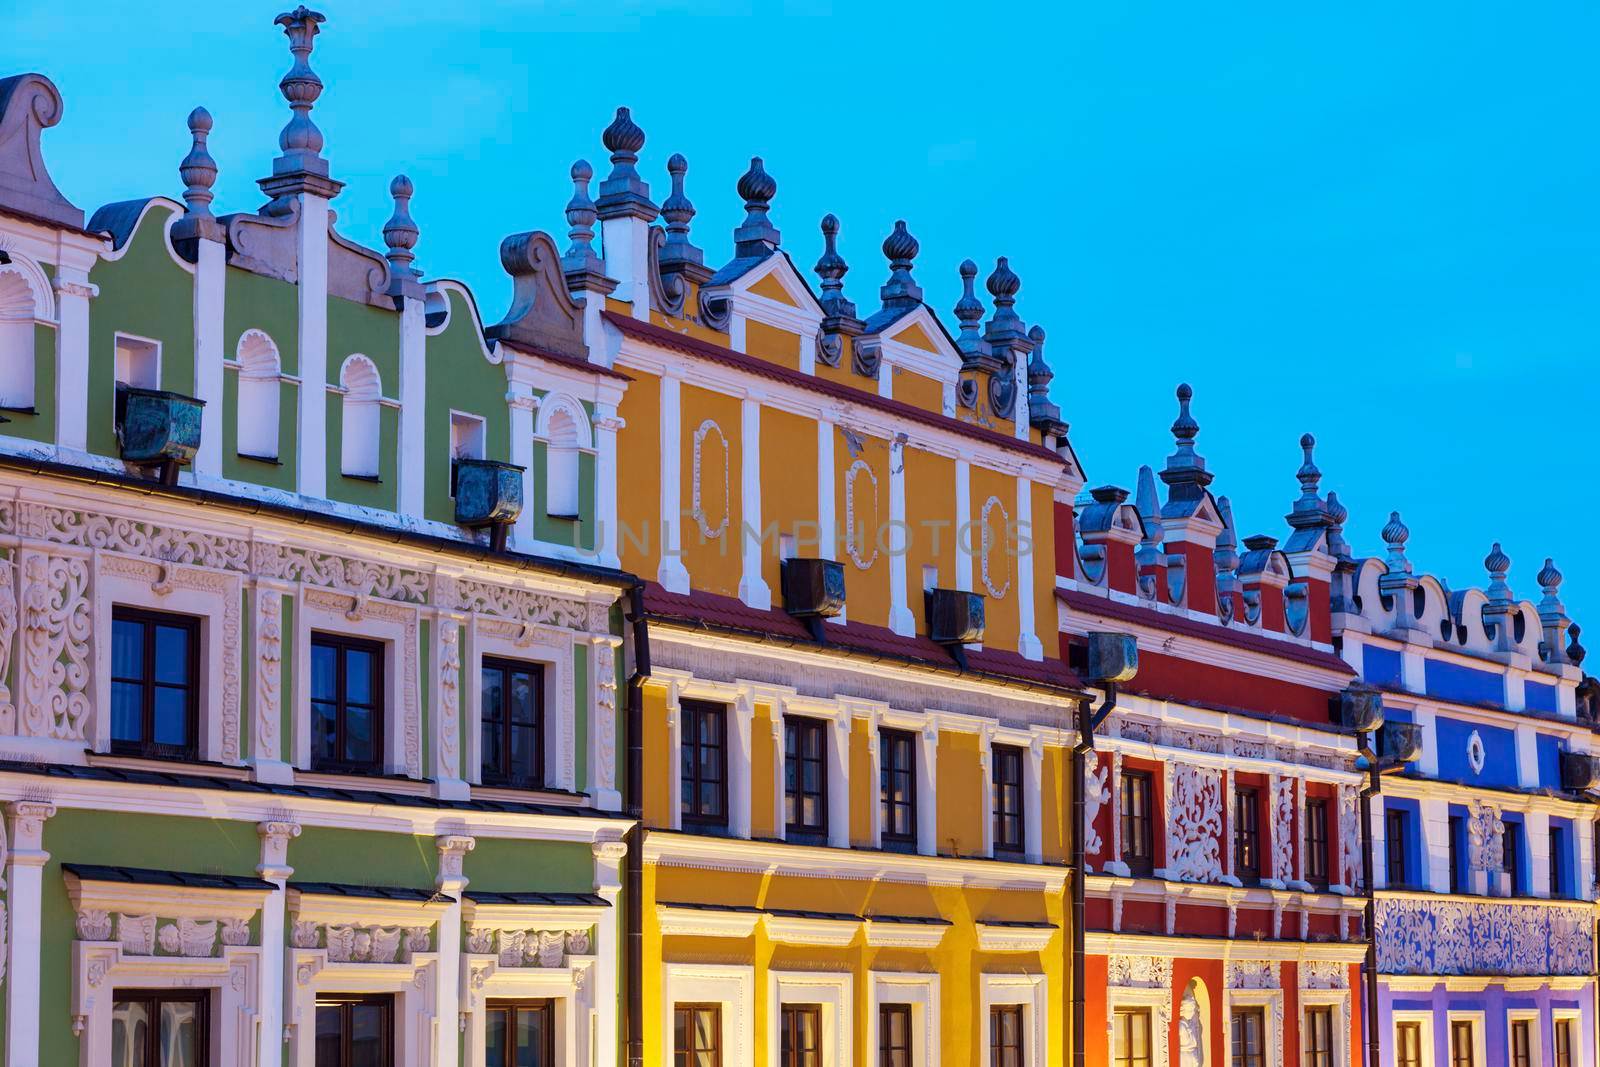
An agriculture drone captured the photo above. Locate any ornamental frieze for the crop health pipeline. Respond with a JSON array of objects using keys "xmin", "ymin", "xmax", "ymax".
[
  {"xmin": 1376, "ymin": 897, "xmax": 1595, "ymax": 976},
  {"xmin": 465, "ymin": 927, "xmax": 592, "ymax": 968},
  {"xmin": 75, "ymin": 908, "xmax": 254, "ymax": 958}
]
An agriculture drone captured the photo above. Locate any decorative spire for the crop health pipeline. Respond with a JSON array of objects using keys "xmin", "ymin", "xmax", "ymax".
[
  {"xmin": 595, "ymin": 107, "xmax": 656, "ymax": 221},
  {"xmin": 1215, "ymin": 495, "xmax": 1241, "ymax": 583},
  {"xmin": 1538, "ymin": 557, "xmax": 1564, "ymax": 597},
  {"xmin": 562, "ymin": 160, "xmax": 603, "ymax": 277},
  {"xmin": 1295, "ymin": 434, "xmax": 1321, "ymax": 503},
  {"xmin": 1134, "ymin": 464, "xmax": 1163, "ymax": 558},
  {"xmin": 732, "ymin": 157, "xmax": 780, "ymax": 257},
  {"xmin": 1026, "ymin": 324, "xmax": 1064, "ymax": 433},
  {"xmin": 1381, "ymin": 511, "xmax": 1411, "ymax": 575},
  {"xmin": 983, "ymin": 256, "xmax": 1025, "ymax": 350},
  {"xmin": 267, "ymin": 7, "xmax": 331, "ymax": 183},
  {"xmin": 814, "ymin": 214, "xmax": 855, "ymax": 319},
  {"xmin": 1325, "ymin": 491, "xmax": 1350, "ymax": 558},
  {"xmin": 953, "ymin": 259, "xmax": 985, "ymax": 357},
  {"xmin": 1158, "ymin": 383, "xmax": 1213, "ymax": 504},
  {"xmin": 179, "ymin": 107, "xmax": 217, "ymax": 218},
  {"xmin": 659, "ymin": 153, "xmax": 703, "ymax": 267},
  {"xmin": 382, "ymin": 175, "xmax": 419, "ymax": 279},
  {"xmin": 877, "ymin": 220, "xmax": 923, "ymax": 310},
  {"xmin": 1483, "ymin": 542, "xmax": 1513, "ymax": 606}
]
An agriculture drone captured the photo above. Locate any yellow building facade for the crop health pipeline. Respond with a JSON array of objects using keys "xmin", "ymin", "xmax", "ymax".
[{"xmin": 583, "ymin": 112, "xmax": 1088, "ymax": 1066}]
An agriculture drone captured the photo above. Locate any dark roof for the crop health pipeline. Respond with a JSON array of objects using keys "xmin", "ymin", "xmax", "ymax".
[
  {"xmin": 465, "ymin": 890, "xmax": 610, "ymax": 907},
  {"xmin": 290, "ymin": 881, "xmax": 455, "ymax": 903},
  {"xmin": 643, "ymin": 582, "xmax": 1082, "ymax": 693},
  {"xmin": 63, "ymin": 863, "xmax": 275, "ymax": 891},
  {"xmin": 1057, "ymin": 587, "xmax": 1355, "ymax": 675},
  {"xmin": 602, "ymin": 311, "xmax": 1064, "ymax": 465},
  {"xmin": 0, "ymin": 760, "xmax": 632, "ymax": 820},
  {"xmin": 659, "ymin": 899, "xmax": 951, "ymax": 926},
  {"xmin": 976, "ymin": 917, "xmax": 1057, "ymax": 929}
]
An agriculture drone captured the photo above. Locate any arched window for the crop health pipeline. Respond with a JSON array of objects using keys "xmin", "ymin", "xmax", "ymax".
[
  {"xmin": 339, "ymin": 354, "xmax": 382, "ymax": 478},
  {"xmin": 235, "ymin": 330, "xmax": 280, "ymax": 460},
  {"xmin": 0, "ymin": 266, "xmax": 40, "ymax": 409},
  {"xmin": 536, "ymin": 395, "xmax": 591, "ymax": 520}
]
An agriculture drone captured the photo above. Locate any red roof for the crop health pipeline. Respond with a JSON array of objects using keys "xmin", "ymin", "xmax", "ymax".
[
  {"xmin": 601, "ymin": 311, "xmax": 1065, "ymax": 465},
  {"xmin": 498, "ymin": 339, "xmax": 634, "ymax": 383},
  {"xmin": 1056, "ymin": 587, "xmax": 1354, "ymax": 675},
  {"xmin": 642, "ymin": 582, "xmax": 1082, "ymax": 692}
]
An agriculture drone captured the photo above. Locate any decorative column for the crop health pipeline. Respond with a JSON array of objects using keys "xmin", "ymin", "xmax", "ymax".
[
  {"xmin": 816, "ymin": 413, "xmax": 837, "ymax": 565},
  {"xmin": 770, "ymin": 708, "xmax": 786, "ymax": 842},
  {"xmin": 173, "ymin": 106, "xmax": 226, "ymax": 478},
  {"xmin": 887, "ymin": 437, "xmax": 913, "ymax": 636},
  {"xmin": 432, "ymin": 615, "xmax": 468, "ymax": 800},
  {"xmin": 665, "ymin": 682, "xmax": 683, "ymax": 831},
  {"xmin": 256, "ymin": 819, "xmax": 300, "ymax": 1067},
  {"xmin": 1104, "ymin": 752, "xmax": 1130, "ymax": 878},
  {"xmin": 828, "ymin": 716, "xmax": 851, "ymax": 850},
  {"xmin": 657, "ymin": 372, "xmax": 689, "ymax": 592},
  {"xmin": 587, "ymin": 635, "xmax": 623, "ymax": 811},
  {"xmin": 1014, "ymin": 473, "xmax": 1043, "ymax": 659},
  {"xmin": 1025, "ymin": 736, "xmax": 1044, "ymax": 864},
  {"xmin": 954, "ymin": 458, "xmax": 973, "ymax": 593},
  {"xmin": 52, "ymin": 271, "xmax": 94, "ymax": 453},
  {"xmin": 434, "ymin": 834, "xmax": 476, "ymax": 1067},
  {"xmin": 730, "ymin": 690, "xmax": 755, "ymax": 840},
  {"xmin": 593, "ymin": 108, "xmax": 657, "ymax": 322},
  {"xmin": 591, "ymin": 838, "xmax": 627, "ymax": 1067},
  {"xmin": 384, "ymin": 175, "xmax": 427, "ymax": 519},
  {"xmin": 593, "ymin": 405, "xmax": 624, "ymax": 569},
  {"xmin": 6, "ymin": 801, "xmax": 54, "ymax": 1067},
  {"xmin": 917, "ymin": 724, "xmax": 938, "ymax": 857},
  {"xmin": 250, "ymin": 582, "xmax": 293, "ymax": 784},
  {"xmin": 738, "ymin": 393, "xmax": 771, "ymax": 609}
]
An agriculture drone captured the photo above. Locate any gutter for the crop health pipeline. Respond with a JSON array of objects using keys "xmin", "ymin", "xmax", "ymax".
[
  {"xmin": 1358, "ymin": 731, "xmax": 1382, "ymax": 1067},
  {"xmin": 623, "ymin": 583, "xmax": 650, "ymax": 1067}
]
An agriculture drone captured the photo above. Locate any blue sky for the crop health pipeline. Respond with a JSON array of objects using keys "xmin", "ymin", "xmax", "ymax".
[{"xmin": 10, "ymin": 3, "xmax": 1598, "ymax": 631}]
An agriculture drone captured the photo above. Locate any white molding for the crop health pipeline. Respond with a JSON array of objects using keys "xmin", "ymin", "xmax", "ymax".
[
  {"xmin": 975, "ymin": 922, "xmax": 1057, "ymax": 953},
  {"xmin": 72, "ymin": 942, "xmax": 260, "ymax": 1067},
  {"xmin": 865, "ymin": 971, "xmax": 941, "ymax": 1067},
  {"xmin": 764, "ymin": 913, "xmax": 858, "ymax": 947},
  {"xmin": 978, "ymin": 971, "xmax": 1048, "ymax": 1067},
  {"xmin": 862, "ymin": 919, "xmax": 948, "ymax": 949},
  {"xmin": 295, "ymin": 193, "xmax": 330, "ymax": 497},
  {"xmin": 661, "ymin": 962, "xmax": 754, "ymax": 1066},
  {"xmin": 459, "ymin": 953, "xmax": 597, "ymax": 1067},
  {"xmin": 654, "ymin": 903, "xmax": 761, "ymax": 939},
  {"xmin": 768, "ymin": 969, "xmax": 852, "ymax": 1067}
]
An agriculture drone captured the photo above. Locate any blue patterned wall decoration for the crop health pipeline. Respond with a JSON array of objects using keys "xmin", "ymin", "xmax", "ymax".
[{"xmin": 1376, "ymin": 898, "xmax": 1594, "ymax": 976}]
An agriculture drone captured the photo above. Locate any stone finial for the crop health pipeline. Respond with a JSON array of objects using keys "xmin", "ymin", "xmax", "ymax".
[
  {"xmin": 382, "ymin": 174, "xmax": 419, "ymax": 278},
  {"xmin": 877, "ymin": 220, "xmax": 923, "ymax": 310},
  {"xmin": 1134, "ymin": 463, "xmax": 1162, "ymax": 556},
  {"xmin": 1159, "ymin": 383, "xmax": 1212, "ymax": 501},
  {"xmin": 1284, "ymin": 431, "xmax": 1333, "ymax": 545},
  {"xmin": 1381, "ymin": 511, "xmax": 1411, "ymax": 575},
  {"xmin": 1295, "ymin": 433, "xmax": 1321, "ymax": 502},
  {"xmin": 1026, "ymin": 324, "xmax": 1065, "ymax": 433},
  {"xmin": 595, "ymin": 107, "xmax": 656, "ymax": 221},
  {"xmin": 562, "ymin": 160, "xmax": 603, "ymax": 276},
  {"xmin": 732, "ymin": 157, "xmax": 780, "ymax": 257},
  {"xmin": 983, "ymin": 256, "xmax": 1025, "ymax": 347},
  {"xmin": 953, "ymin": 259, "xmax": 985, "ymax": 357},
  {"xmin": 179, "ymin": 107, "xmax": 217, "ymax": 218},
  {"xmin": 1567, "ymin": 624, "xmax": 1586, "ymax": 667},
  {"xmin": 1215, "ymin": 495, "xmax": 1241, "ymax": 580},
  {"xmin": 1538, "ymin": 557, "xmax": 1563, "ymax": 597},
  {"xmin": 814, "ymin": 214, "xmax": 855, "ymax": 319},
  {"xmin": 1325, "ymin": 491, "xmax": 1350, "ymax": 558},
  {"xmin": 1171, "ymin": 384, "xmax": 1199, "ymax": 451},
  {"xmin": 659, "ymin": 153, "xmax": 703, "ymax": 267},
  {"xmin": 1483, "ymin": 542, "xmax": 1513, "ymax": 606},
  {"xmin": 269, "ymin": 7, "xmax": 329, "ymax": 180}
]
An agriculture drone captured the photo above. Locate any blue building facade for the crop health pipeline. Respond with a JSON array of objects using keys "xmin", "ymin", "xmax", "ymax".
[{"xmin": 1334, "ymin": 514, "xmax": 1598, "ymax": 1066}]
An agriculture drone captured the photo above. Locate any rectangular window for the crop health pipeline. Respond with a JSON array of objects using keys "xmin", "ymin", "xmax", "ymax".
[
  {"xmin": 1231, "ymin": 1008, "xmax": 1266, "ymax": 1067},
  {"xmin": 785, "ymin": 717, "xmax": 828, "ymax": 840},
  {"xmin": 679, "ymin": 700, "xmax": 728, "ymax": 828},
  {"xmin": 448, "ymin": 410, "xmax": 486, "ymax": 496},
  {"xmin": 1121, "ymin": 770, "xmax": 1154, "ymax": 876},
  {"xmin": 1450, "ymin": 1020, "xmax": 1475, "ymax": 1067},
  {"xmin": 992, "ymin": 743, "xmax": 1025, "ymax": 854},
  {"xmin": 1113, "ymin": 1007, "xmax": 1152, "ymax": 1067},
  {"xmin": 1234, "ymin": 787, "xmax": 1261, "ymax": 882},
  {"xmin": 110, "ymin": 607, "xmax": 200, "ymax": 761},
  {"xmin": 989, "ymin": 1004, "xmax": 1025, "ymax": 1067},
  {"xmin": 1449, "ymin": 814, "xmax": 1465, "ymax": 894},
  {"xmin": 480, "ymin": 657, "xmax": 545, "ymax": 789},
  {"xmin": 315, "ymin": 994, "xmax": 393, "ymax": 1067},
  {"xmin": 114, "ymin": 334, "xmax": 161, "ymax": 390},
  {"xmin": 779, "ymin": 1003, "xmax": 822, "ymax": 1067},
  {"xmin": 1556, "ymin": 1018, "xmax": 1574, "ymax": 1067},
  {"xmin": 1395, "ymin": 1021, "xmax": 1423, "ymax": 1067},
  {"xmin": 880, "ymin": 728, "xmax": 917, "ymax": 851},
  {"xmin": 1385, "ymin": 808, "xmax": 1409, "ymax": 887},
  {"xmin": 1511, "ymin": 1019, "xmax": 1532, "ymax": 1067},
  {"xmin": 1305, "ymin": 797, "xmax": 1328, "ymax": 888},
  {"xmin": 878, "ymin": 1004, "xmax": 912, "ymax": 1067},
  {"xmin": 1504, "ymin": 823, "xmax": 1522, "ymax": 896},
  {"xmin": 1549, "ymin": 827, "xmax": 1565, "ymax": 898},
  {"xmin": 674, "ymin": 1003, "xmax": 721, "ymax": 1067},
  {"xmin": 1303, "ymin": 1007, "xmax": 1333, "ymax": 1067},
  {"xmin": 485, "ymin": 999, "xmax": 553, "ymax": 1067},
  {"xmin": 112, "ymin": 990, "xmax": 207, "ymax": 1067},
  {"xmin": 310, "ymin": 633, "xmax": 384, "ymax": 774}
]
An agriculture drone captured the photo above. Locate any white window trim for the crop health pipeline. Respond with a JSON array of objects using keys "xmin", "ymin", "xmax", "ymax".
[
  {"xmin": 466, "ymin": 618, "xmax": 577, "ymax": 793},
  {"xmin": 1225, "ymin": 988, "xmax": 1285, "ymax": 1067},
  {"xmin": 113, "ymin": 330, "xmax": 162, "ymax": 391},
  {"xmin": 769, "ymin": 970, "xmax": 853, "ymax": 1067},
  {"xmin": 234, "ymin": 327, "xmax": 284, "ymax": 461},
  {"xmin": 771, "ymin": 695, "xmax": 851, "ymax": 848},
  {"xmin": 1298, "ymin": 990, "xmax": 1350, "ymax": 1067},
  {"xmin": 459, "ymin": 949, "xmax": 597, "ymax": 1067},
  {"xmin": 447, "ymin": 408, "xmax": 488, "ymax": 499},
  {"xmin": 293, "ymin": 592, "xmax": 417, "ymax": 777},
  {"xmin": 662, "ymin": 962, "xmax": 754, "ymax": 1067},
  {"xmin": 979, "ymin": 972, "xmax": 1048, "ymax": 1067},
  {"xmin": 663, "ymin": 675, "xmax": 754, "ymax": 837},
  {"xmin": 981, "ymin": 725, "xmax": 1045, "ymax": 863},
  {"xmin": 1107, "ymin": 989, "xmax": 1170, "ymax": 1067},
  {"xmin": 866, "ymin": 709, "xmax": 938, "ymax": 856},
  {"xmin": 866, "ymin": 972, "xmax": 941, "ymax": 1067},
  {"xmin": 1392, "ymin": 1010, "xmax": 1436, "ymax": 1067},
  {"xmin": 1506, "ymin": 1008, "xmax": 1544, "ymax": 1067},
  {"xmin": 1552, "ymin": 1008, "xmax": 1583, "ymax": 1067},
  {"xmin": 1446, "ymin": 1010, "xmax": 1488, "ymax": 1067}
]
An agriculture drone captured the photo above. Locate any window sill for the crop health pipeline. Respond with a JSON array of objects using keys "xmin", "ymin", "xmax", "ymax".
[
  {"xmin": 545, "ymin": 512, "xmax": 580, "ymax": 523},
  {"xmin": 237, "ymin": 451, "xmax": 283, "ymax": 466},
  {"xmin": 0, "ymin": 405, "xmax": 38, "ymax": 416},
  {"xmin": 340, "ymin": 472, "xmax": 383, "ymax": 484}
]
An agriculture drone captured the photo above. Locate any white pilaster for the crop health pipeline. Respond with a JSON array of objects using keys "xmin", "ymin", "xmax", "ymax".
[
  {"xmin": 6, "ymin": 801, "xmax": 54, "ymax": 1067},
  {"xmin": 1025, "ymin": 737, "xmax": 1044, "ymax": 864},
  {"xmin": 979, "ymin": 728, "xmax": 996, "ymax": 857},
  {"xmin": 1412, "ymin": 706, "xmax": 1439, "ymax": 778},
  {"xmin": 828, "ymin": 716, "xmax": 851, "ymax": 850},
  {"xmin": 954, "ymin": 458, "xmax": 973, "ymax": 592},
  {"xmin": 917, "ymin": 725, "xmax": 938, "ymax": 857},
  {"xmin": 731, "ymin": 691, "xmax": 755, "ymax": 840},
  {"xmin": 295, "ymin": 194, "xmax": 330, "ymax": 497},
  {"xmin": 192, "ymin": 237, "xmax": 226, "ymax": 477},
  {"xmin": 816, "ymin": 416, "xmax": 837, "ymax": 563},
  {"xmin": 887, "ymin": 437, "xmax": 914, "ymax": 636},
  {"xmin": 591, "ymin": 840, "xmax": 626, "ymax": 1067},
  {"xmin": 666, "ymin": 682, "xmax": 683, "ymax": 832},
  {"xmin": 396, "ymin": 292, "xmax": 427, "ymax": 517},
  {"xmin": 657, "ymin": 373, "xmax": 690, "ymax": 592},
  {"xmin": 594, "ymin": 405, "xmax": 623, "ymax": 569},
  {"xmin": 52, "ymin": 271, "xmax": 94, "ymax": 452},
  {"xmin": 508, "ymin": 388, "xmax": 537, "ymax": 549},
  {"xmin": 256, "ymin": 819, "xmax": 299, "ymax": 1067},
  {"xmin": 434, "ymin": 835, "xmax": 475, "ymax": 1067},
  {"xmin": 433, "ymin": 615, "xmax": 469, "ymax": 801},
  {"xmin": 600, "ymin": 216, "xmax": 652, "ymax": 322},
  {"xmin": 1515, "ymin": 723, "xmax": 1540, "ymax": 789},
  {"xmin": 738, "ymin": 394, "xmax": 771, "ymax": 609},
  {"xmin": 1015, "ymin": 474, "xmax": 1042, "ymax": 659},
  {"xmin": 770, "ymin": 710, "xmax": 786, "ymax": 842}
]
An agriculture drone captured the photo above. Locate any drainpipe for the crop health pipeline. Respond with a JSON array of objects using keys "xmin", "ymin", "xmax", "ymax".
[
  {"xmin": 1359, "ymin": 731, "xmax": 1381, "ymax": 1067},
  {"xmin": 623, "ymin": 583, "xmax": 650, "ymax": 1067}
]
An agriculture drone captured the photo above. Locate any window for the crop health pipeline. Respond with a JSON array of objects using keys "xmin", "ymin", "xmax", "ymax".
[
  {"xmin": 785, "ymin": 717, "xmax": 828, "ymax": 840},
  {"xmin": 338, "ymin": 354, "xmax": 382, "ymax": 479},
  {"xmin": 310, "ymin": 633, "xmax": 384, "ymax": 774},
  {"xmin": 449, "ymin": 410, "xmax": 486, "ymax": 495},
  {"xmin": 1231, "ymin": 1008, "xmax": 1266, "ymax": 1067},
  {"xmin": 0, "ymin": 266, "xmax": 38, "ymax": 409},
  {"xmin": 1113, "ymin": 1007, "xmax": 1152, "ymax": 1067},
  {"xmin": 112, "ymin": 990, "xmax": 207, "ymax": 1067},
  {"xmin": 1234, "ymin": 787, "xmax": 1261, "ymax": 882},
  {"xmin": 1549, "ymin": 827, "xmax": 1566, "ymax": 898},
  {"xmin": 989, "ymin": 1004, "xmax": 1024, "ymax": 1067},
  {"xmin": 1504, "ymin": 822, "xmax": 1522, "ymax": 896},
  {"xmin": 1385, "ymin": 808, "xmax": 1409, "ymax": 887},
  {"xmin": 1120, "ymin": 770, "xmax": 1154, "ymax": 876},
  {"xmin": 674, "ymin": 1003, "xmax": 721, "ymax": 1067},
  {"xmin": 992, "ymin": 743, "xmax": 1025, "ymax": 854},
  {"xmin": 543, "ymin": 404, "xmax": 581, "ymax": 518},
  {"xmin": 485, "ymin": 999, "xmax": 553, "ymax": 1067},
  {"xmin": 1449, "ymin": 1020, "xmax": 1475, "ymax": 1067},
  {"xmin": 780, "ymin": 1003, "xmax": 822, "ymax": 1067},
  {"xmin": 1395, "ymin": 1022, "xmax": 1424, "ymax": 1067},
  {"xmin": 315, "ymin": 994, "xmax": 392, "ymax": 1067},
  {"xmin": 1305, "ymin": 797, "xmax": 1328, "ymax": 889},
  {"xmin": 1556, "ymin": 1018, "xmax": 1574, "ymax": 1067},
  {"xmin": 236, "ymin": 329, "xmax": 281, "ymax": 460},
  {"xmin": 680, "ymin": 700, "xmax": 728, "ymax": 828},
  {"xmin": 1303, "ymin": 1007, "xmax": 1333, "ymax": 1067},
  {"xmin": 110, "ymin": 608, "xmax": 200, "ymax": 760},
  {"xmin": 1449, "ymin": 814, "xmax": 1465, "ymax": 894},
  {"xmin": 115, "ymin": 334, "xmax": 161, "ymax": 390},
  {"xmin": 880, "ymin": 728, "xmax": 917, "ymax": 852},
  {"xmin": 878, "ymin": 1004, "xmax": 912, "ymax": 1067},
  {"xmin": 480, "ymin": 658, "xmax": 544, "ymax": 788},
  {"xmin": 1511, "ymin": 1019, "xmax": 1533, "ymax": 1067}
]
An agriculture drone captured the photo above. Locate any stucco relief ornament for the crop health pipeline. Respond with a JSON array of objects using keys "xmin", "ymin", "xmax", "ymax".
[
  {"xmin": 466, "ymin": 928, "xmax": 493, "ymax": 954},
  {"xmin": 1082, "ymin": 754, "xmax": 1110, "ymax": 864},
  {"xmin": 76, "ymin": 909, "xmax": 113, "ymax": 942},
  {"xmin": 1271, "ymin": 777, "xmax": 1295, "ymax": 881},
  {"xmin": 979, "ymin": 496, "xmax": 1013, "ymax": 599},
  {"xmin": 690, "ymin": 420, "xmax": 730, "ymax": 541},
  {"xmin": 438, "ymin": 623, "xmax": 461, "ymax": 778},
  {"xmin": 1177, "ymin": 987, "xmax": 1205, "ymax": 1067},
  {"xmin": 1338, "ymin": 786, "xmax": 1361, "ymax": 889},
  {"xmin": 118, "ymin": 914, "xmax": 157, "ymax": 956},
  {"xmin": 1466, "ymin": 730, "xmax": 1486, "ymax": 775},
  {"xmin": 158, "ymin": 919, "xmax": 219, "ymax": 958},
  {"xmin": 0, "ymin": 555, "xmax": 17, "ymax": 731},
  {"xmin": 19, "ymin": 553, "xmax": 91, "ymax": 740},
  {"xmin": 256, "ymin": 591, "xmax": 283, "ymax": 756},
  {"xmin": 843, "ymin": 459, "xmax": 880, "ymax": 570},
  {"xmin": 1167, "ymin": 763, "xmax": 1224, "ymax": 883},
  {"xmin": 536, "ymin": 930, "xmax": 565, "ymax": 967},
  {"xmin": 1466, "ymin": 800, "xmax": 1503, "ymax": 872},
  {"xmin": 292, "ymin": 920, "xmax": 321, "ymax": 949},
  {"xmin": 594, "ymin": 642, "xmax": 617, "ymax": 791}
]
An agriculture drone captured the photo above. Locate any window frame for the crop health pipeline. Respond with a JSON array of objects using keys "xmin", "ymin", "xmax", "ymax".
[
  {"xmin": 1548, "ymin": 825, "xmax": 1566, "ymax": 898},
  {"xmin": 784, "ymin": 716, "xmax": 830, "ymax": 842},
  {"xmin": 314, "ymin": 992, "xmax": 394, "ymax": 1067},
  {"xmin": 111, "ymin": 987, "xmax": 209, "ymax": 1067},
  {"xmin": 1305, "ymin": 796, "xmax": 1329, "ymax": 889},
  {"xmin": 1394, "ymin": 1018, "xmax": 1426, "ymax": 1067},
  {"xmin": 478, "ymin": 656, "xmax": 546, "ymax": 790},
  {"xmin": 1113, "ymin": 1006, "xmax": 1153, "ymax": 1067},
  {"xmin": 779, "ymin": 1002, "xmax": 823, "ymax": 1067},
  {"xmin": 1234, "ymin": 786, "xmax": 1262, "ymax": 883},
  {"xmin": 680, "ymin": 699, "xmax": 730, "ymax": 829},
  {"xmin": 1510, "ymin": 1016, "xmax": 1533, "ymax": 1067},
  {"xmin": 992, "ymin": 742, "xmax": 1026, "ymax": 856},
  {"xmin": 674, "ymin": 1002, "xmax": 723, "ymax": 1067},
  {"xmin": 109, "ymin": 606, "xmax": 202, "ymax": 762},
  {"xmin": 877, "ymin": 1003, "xmax": 913, "ymax": 1067},
  {"xmin": 308, "ymin": 631, "xmax": 386, "ymax": 775},
  {"xmin": 483, "ymin": 997, "xmax": 554, "ymax": 1067},
  {"xmin": 1120, "ymin": 768, "xmax": 1155, "ymax": 876},
  {"xmin": 1303, "ymin": 1006, "xmax": 1334, "ymax": 1067},
  {"xmin": 1503, "ymin": 821, "xmax": 1523, "ymax": 896},
  {"xmin": 1554, "ymin": 1013, "xmax": 1578, "ymax": 1067},
  {"xmin": 989, "ymin": 1003, "xmax": 1025, "ymax": 1067},
  {"xmin": 879, "ymin": 727, "xmax": 918, "ymax": 853},
  {"xmin": 1448, "ymin": 813, "xmax": 1465, "ymax": 894},
  {"xmin": 1385, "ymin": 807, "xmax": 1409, "ymax": 888},
  {"xmin": 1231, "ymin": 1006, "xmax": 1267, "ymax": 1067}
]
